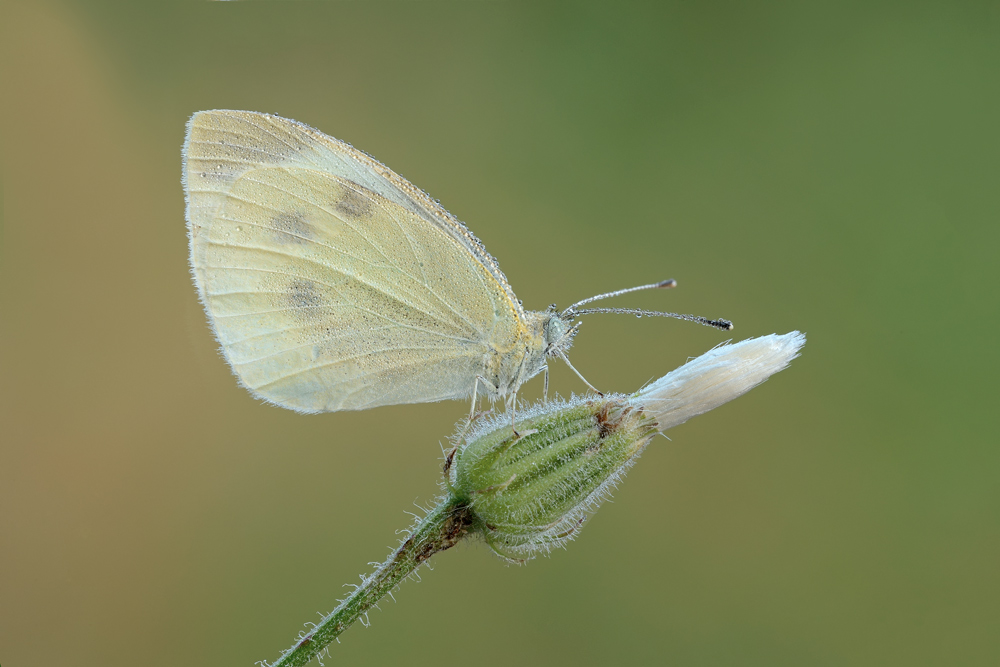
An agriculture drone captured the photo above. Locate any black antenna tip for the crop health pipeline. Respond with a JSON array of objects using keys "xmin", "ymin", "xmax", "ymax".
[
  {"xmin": 656, "ymin": 279, "xmax": 678, "ymax": 289},
  {"xmin": 709, "ymin": 318, "xmax": 734, "ymax": 331}
]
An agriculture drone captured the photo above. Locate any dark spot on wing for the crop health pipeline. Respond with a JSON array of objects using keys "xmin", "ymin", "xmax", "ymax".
[
  {"xmin": 281, "ymin": 279, "xmax": 347, "ymax": 361},
  {"xmin": 284, "ymin": 279, "xmax": 326, "ymax": 324},
  {"xmin": 271, "ymin": 210, "xmax": 313, "ymax": 244},
  {"xmin": 333, "ymin": 186, "xmax": 372, "ymax": 220}
]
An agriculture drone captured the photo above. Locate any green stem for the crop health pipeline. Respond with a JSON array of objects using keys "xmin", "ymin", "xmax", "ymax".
[{"xmin": 266, "ymin": 496, "xmax": 473, "ymax": 667}]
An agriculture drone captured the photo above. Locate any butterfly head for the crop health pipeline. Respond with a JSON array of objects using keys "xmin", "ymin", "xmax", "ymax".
[{"xmin": 543, "ymin": 306, "xmax": 579, "ymax": 358}]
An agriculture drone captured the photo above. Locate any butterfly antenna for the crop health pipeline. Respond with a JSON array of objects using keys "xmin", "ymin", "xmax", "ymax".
[
  {"xmin": 571, "ymin": 307, "xmax": 734, "ymax": 331},
  {"xmin": 562, "ymin": 279, "xmax": 676, "ymax": 316}
]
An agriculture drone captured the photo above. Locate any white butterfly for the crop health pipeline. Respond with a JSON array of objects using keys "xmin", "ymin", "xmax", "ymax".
[{"xmin": 183, "ymin": 110, "xmax": 730, "ymax": 416}]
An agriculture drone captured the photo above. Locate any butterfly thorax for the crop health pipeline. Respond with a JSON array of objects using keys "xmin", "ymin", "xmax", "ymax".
[{"xmin": 481, "ymin": 310, "xmax": 576, "ymax": 401}]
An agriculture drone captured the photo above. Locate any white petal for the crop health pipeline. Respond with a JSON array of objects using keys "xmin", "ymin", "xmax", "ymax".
[{"xmin": 632, "ymin": 332, "xmax": 805, "ymax": 432}]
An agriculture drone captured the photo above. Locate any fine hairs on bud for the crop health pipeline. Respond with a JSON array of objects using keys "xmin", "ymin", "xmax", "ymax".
[{"xmin": 447, "ymin": 395, "xmax": 658, "ymax": 561}]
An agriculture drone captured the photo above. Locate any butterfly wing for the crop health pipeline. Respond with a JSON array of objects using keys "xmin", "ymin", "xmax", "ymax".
[{"xmin": 183, "ymin": 110, "xmax": 524, "ymax": 412}]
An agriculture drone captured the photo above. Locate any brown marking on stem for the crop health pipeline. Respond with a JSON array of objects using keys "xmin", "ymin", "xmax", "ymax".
[
  {"xmin": 442, "ymin": 447, "xmax": 457, "ymax": 476},
  {"xmin": 410, "ymin": 505, "xmax": 473, "ymax": 563}
]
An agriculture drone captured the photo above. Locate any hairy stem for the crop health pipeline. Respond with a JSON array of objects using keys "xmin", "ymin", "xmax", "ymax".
[{"xmin": 266, "ymin": 497, "xmax": 473, "ymax": 667}]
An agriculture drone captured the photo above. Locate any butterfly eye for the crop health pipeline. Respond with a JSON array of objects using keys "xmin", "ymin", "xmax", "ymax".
[{"xmin": 544, "ymin": 315, "xmax": 567, "ymax": 347}]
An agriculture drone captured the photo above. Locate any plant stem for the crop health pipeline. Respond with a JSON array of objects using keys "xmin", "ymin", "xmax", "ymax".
[{"xmin": 266, "ymin": 496, "xmax": 472, "ymax": 667}]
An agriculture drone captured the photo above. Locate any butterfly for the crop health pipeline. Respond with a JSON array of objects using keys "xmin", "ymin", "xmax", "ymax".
[{"xmin": 182, "ymin": 110, "xmax": 731, "ymax": 419}]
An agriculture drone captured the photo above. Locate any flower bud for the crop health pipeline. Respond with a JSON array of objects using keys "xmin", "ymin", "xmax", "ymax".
[
  {"xmin": 447, "ymin": 397, "xmax": 657, "ymax": 561},
  {"xmin": 446, "ymin": 332, "xmax": 805, "ymax": 562}
]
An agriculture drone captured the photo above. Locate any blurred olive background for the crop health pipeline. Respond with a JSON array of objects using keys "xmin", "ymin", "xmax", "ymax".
[{"xmin": 3, "ymin": 1, "xmax": 998, "ymax": 666}]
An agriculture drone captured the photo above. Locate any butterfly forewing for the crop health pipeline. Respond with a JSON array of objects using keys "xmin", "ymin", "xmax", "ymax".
[{"xmin": 184, "ymin": 111, "xmax": 525, "ymax": 412}]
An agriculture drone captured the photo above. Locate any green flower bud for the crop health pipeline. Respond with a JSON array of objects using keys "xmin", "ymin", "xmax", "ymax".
[
  {"xmin": 447, "ymin": 397, "xmax": 658, "ymax": 561},
  {"xmin": 445, "ymin": 331, "xmax": 805, "ymax": 562}
]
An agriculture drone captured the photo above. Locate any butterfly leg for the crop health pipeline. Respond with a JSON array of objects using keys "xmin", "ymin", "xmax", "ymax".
[
  {"xmin": 506, "ymin": 393, "xmax": 520, "ymax": 438},
  {"xmin": 505, "ymin": 393, "xmax": 537, "ymax": 440},
  {"xmin": 472, "ymin": 375, "xmax": 500, "ymax": 421},
  {"xmin": 542, "ymin": 365, "xmax": 549, "ymax": 402},
  {"xmin": 469, "ymin": 377, "xmax": 480, "ymax": 421},
  {"xmin": 557, "ymin": 351, "xmax": 603, "ymax": 396}
]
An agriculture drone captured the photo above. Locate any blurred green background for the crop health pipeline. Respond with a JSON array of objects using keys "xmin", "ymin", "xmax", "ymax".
[{"xmin": 3, "ymin": 1, "xmax": 998, "ymax": 665}]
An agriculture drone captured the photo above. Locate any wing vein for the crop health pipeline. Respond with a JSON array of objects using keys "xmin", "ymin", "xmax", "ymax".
[
  {"xmin": 326, "ymin": 178, "xmax": 482, "ymax": 332},
  {"xmin": 202, "ymin": 243, "xmax": 467, "ymax": 331},
  {"xmin": 189, "ymin": 139, "xmax": 288, "ymax": 163},
  {"xmin": 251, "ymin": 348, "xmax": 477, "ymax": 392}
]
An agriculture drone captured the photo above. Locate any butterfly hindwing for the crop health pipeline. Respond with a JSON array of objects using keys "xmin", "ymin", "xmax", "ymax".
[{"xmin": 184, "ymin": 111, "xmax": 524, "ymax": 412}]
